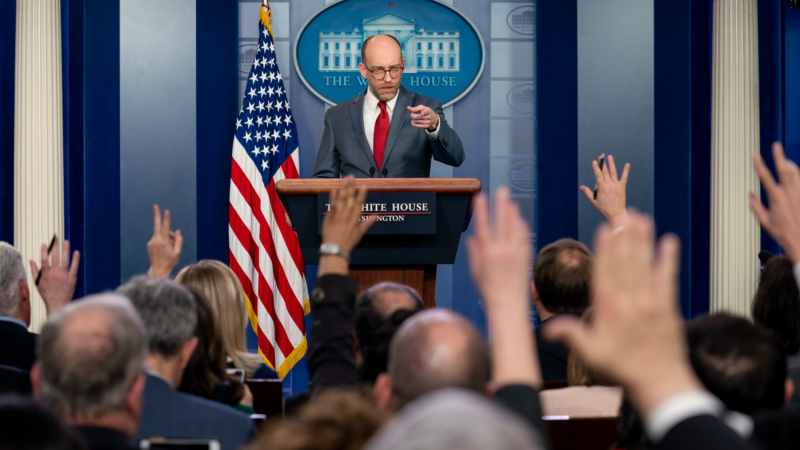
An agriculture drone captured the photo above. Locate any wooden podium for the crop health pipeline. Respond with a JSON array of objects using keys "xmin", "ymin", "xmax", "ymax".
[{"xmin": 275, "ymin": 178, "xmax": 481, "ymax": 307}]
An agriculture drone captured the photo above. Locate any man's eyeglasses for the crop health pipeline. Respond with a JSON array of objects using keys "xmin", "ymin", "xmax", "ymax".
[{"xmin": 366, "ymin": 65, "xmax": 404, "ymax": 79}]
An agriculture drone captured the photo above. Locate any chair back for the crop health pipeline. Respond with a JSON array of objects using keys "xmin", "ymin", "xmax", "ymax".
[{"xmin": 545, "ymin": 417, "xmax": 618, "ymax": 450}]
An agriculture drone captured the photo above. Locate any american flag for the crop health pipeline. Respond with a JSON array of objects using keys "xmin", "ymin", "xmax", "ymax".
[{"xmin": 229, "ymin": 5, "xmax": 308, "ymax": 378}]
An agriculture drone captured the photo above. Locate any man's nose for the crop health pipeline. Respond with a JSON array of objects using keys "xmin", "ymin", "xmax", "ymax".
[{"xmin": 382, "ymin": 71, "xmax": 392, "ymax": 82}]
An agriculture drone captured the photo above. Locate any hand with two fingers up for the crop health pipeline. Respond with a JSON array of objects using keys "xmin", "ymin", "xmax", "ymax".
[{"xmin": 147, "ymin": 205, "xmax": 184, "ymax": 278}]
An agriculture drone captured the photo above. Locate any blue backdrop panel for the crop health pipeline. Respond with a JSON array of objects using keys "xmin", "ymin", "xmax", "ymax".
[
  {"xmin": 536, "ymin": 0, "xmax": 578, "ymax": 248},
  {"xmin": 758, "ymin": 0, "xmax": 783, "ymax": 256},
  {"xmin": 120, "ymin": 0, "xmax": 198, "ymax": 281},
  {"xmin": 197, "ymin": 0, "xmax": 239, "ymax": 264},
  {"xmin": 689, "ymin": 0, "xmax": 712, "ymax": 318},
  {"xmin": 787, "ymin": 4, "xmax": 800, "ymax": 164},
  {"xmin": 83, "ymin": 0, "xmax": 121, "ymax": 294},
  {"xmin": 654, "ymin": 0, "xmax": 692, "ymax": 317},
  {"xmin": 0, "ymin": 0, "xmax": 15, "ymax": 244}
]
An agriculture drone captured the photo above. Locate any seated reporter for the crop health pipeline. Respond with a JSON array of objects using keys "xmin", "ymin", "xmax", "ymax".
[
  {"xmin": 545, "ymin": 211, "xmax": 752, "ymax": 450},
  {"xmin": 0, "ymin": 238, "xmax": 79, "ymax": 374},
  {"xmin": 178, "ymin": 286, "xmax": 254, "ymax": 414},
  {"xmin": 116, "ymin": 278, "xmax": 256, "ymax": 450},
  {"xmin": 146, "ymin": 205, "xmax": 276, "ymax": 379}
]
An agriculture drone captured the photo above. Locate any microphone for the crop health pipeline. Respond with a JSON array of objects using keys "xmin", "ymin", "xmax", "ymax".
[
  {"xmin": 382, "ymin": 168, "xmax": 388, "ymax": 178},
  {"xmin": 369, "ymin": 167, "xmax": 375, "ymax": 178}
]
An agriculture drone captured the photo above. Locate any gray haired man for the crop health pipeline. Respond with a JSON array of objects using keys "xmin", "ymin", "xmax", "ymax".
[
  {"xmin": 117, "ymin": 277, "xmax": 256, "ymax": 450},
  {"xmin": 30, "ymin": 293, "xmax": 147, "ymax": 449},
  {"xmin": 0, "ymin": 238, "xmax": 80, "ymax": 374}
]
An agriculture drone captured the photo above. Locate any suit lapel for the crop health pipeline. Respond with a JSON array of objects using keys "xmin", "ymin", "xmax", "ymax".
[
  {"xmin": 381, "ymin": 86, "xmax": 412, "ymax": 171},
  {"xmin": 349, "ymin": 90, "xmax": 378, "ymax": 172}
]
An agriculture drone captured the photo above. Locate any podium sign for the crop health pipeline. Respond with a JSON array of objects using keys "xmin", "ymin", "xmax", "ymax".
[{"xmin": 317, "ymin": 192, "xmax": 436, "ymax": 235}]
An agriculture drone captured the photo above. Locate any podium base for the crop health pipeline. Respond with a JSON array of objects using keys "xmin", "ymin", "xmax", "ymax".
[{"xmin": 349, "ymin": 265, "xmax": 437, "ymax": 309}]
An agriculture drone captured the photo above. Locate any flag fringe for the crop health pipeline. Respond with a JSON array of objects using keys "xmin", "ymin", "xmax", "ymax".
[
  {"xmin": 260, "ymin": 6, "xmax": 274, "ymax": 40},
  {"xmin": 244, "ymin": 289, "xmax": 310, "ymax": 377}
]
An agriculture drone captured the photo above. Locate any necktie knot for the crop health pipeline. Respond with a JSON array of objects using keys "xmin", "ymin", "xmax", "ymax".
[{"xmin": 378, "ymin": 101, "xmax": 387, "ymax": 113}]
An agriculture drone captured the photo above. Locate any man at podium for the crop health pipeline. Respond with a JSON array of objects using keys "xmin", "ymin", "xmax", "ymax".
[{"xmin": 312, "ymin": 34, "xmax": 465, "ymax": 179}]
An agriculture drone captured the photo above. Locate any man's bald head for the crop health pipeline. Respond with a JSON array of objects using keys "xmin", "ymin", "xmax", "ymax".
[
  {"xmin": 385, "ymin": 309, "xmax": 490, "ymax": 411},
  {"xmin": 38, "ymin": 294, "xmax": 146, "ymax": 419},
  {"xmin": 361, "ymin": 34, "xmax": 403, "ymax": 67}
]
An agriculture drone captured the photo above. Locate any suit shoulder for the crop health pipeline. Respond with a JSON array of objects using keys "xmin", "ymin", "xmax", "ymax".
[
  {"xmin": 173, "ymin": 390, "xmax": 253, "ymax": 423},
  {"xmin": 327, "ymin": 96, "xmax": 358, "ymax": 116},
  {"xmin": 402, "ymin": 89, "xmax": 441, "ymax": 108}
]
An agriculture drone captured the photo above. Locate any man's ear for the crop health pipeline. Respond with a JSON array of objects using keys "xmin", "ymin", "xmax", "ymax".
[
  {"xmin": 358, "ymin": 62, "xmax": 368, "ymax": 79},
  {"xmin": 17, "ymin": 280, "xmax": 31, "ymax": 327},
  {"xmin": 179, "ymin": 337, "xmax": 199, "ymax": 371},
  {"xmin": 127, "ymin": 373, "xmax": 146, "ymax": 419},
  {"xmin": 374, "ymin": 373, "xmax": 394, "ymax": 413},
  {"xmin": 30, "ymin": 362, "xmax": 42, "ymax": 399},
  {"xmin": 785, "ymin": 377, "xmax": 795, "ymax": 407}
]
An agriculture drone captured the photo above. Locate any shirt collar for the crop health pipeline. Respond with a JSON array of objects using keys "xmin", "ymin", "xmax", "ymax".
[
  {"xmin": 0, "ymin": 316, "xmax": 28, "ymax": 330},
  {"xmin": 364, "ymin": 87, "xmax": 399, "ymax": 114}
]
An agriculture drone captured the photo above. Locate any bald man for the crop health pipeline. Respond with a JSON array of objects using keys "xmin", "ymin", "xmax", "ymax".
[
  {"xmin": 312, "ymin": 34, "xmax": 465, "ymax": 178},
  {"xmin": 373, "ymin": 309, "xmax": 490, "ymax": 413}
]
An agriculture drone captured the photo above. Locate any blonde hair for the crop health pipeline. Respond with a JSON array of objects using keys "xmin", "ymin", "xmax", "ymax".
[
  {"xmin": 175, "ymin": 260, "xmax": 263, "ymax": 376},
  {"xmin": 566, "ymin": 308, "xmax": 611, "ymax": 387}
]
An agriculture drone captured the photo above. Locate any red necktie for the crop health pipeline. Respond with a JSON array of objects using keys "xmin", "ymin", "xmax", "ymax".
[{"xmin": 373, "ymin": 101, "xmax": 389, "ymax": 171}]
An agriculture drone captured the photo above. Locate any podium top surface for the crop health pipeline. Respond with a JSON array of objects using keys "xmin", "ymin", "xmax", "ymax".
[{"xmin": 275, "ymin": 178, "xmax": 482, "ymax": 196}]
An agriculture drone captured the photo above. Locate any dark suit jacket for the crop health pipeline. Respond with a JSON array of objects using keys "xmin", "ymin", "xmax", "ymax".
[
  {"xmin": 307, "ymin": 274, "xmax": 360, "ymax": 396},
  {"xmin": 658, "ymin": 415, "xmax": 752, "ymax": 450},
  {"xmin": 535, "ymin": 316, "xmax": 574, "ymax": 381},
  {"xmin": 76, "ymin": 426, "xmax": 134, "ymax": 450},
  {"xmin": 312, "ymin": 86, "xmax": 465, "ymax": 178},
  {"xmin": 0, "ymin": 319, "xmax": 37, "ymax": 372},
  {"xmin": 135, "ymin": 374, "xmax": 257, "ymax": 450}
]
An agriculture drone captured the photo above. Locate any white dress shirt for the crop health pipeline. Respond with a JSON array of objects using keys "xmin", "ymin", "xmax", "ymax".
[{"xmin": 362, "ymin": 88, "xmax": 440, "ymax": 154}]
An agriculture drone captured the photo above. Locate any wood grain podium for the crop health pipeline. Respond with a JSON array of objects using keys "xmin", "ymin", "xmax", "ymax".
[{"xmin": 276, "ymin": 178, "xmax": 481, "ymax": 307}]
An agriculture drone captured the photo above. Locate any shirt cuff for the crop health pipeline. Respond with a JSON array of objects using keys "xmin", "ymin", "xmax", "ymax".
[
  {"xmin": 793, "ymin": 262, "xmax": 800, "ymax": 291},
  {"xmin": 644, "ymin": 391, "xmax": 725, "ymax": 442},
  {"xmin": 425, "ymin": 119, "xmax": 441, "ymax": 139}
]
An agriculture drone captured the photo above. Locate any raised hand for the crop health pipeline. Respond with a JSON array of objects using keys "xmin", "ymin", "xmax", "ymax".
[
  {"xmin": 467, "ymin": 187, "xmax": 540, "ymax": 388},
  {"xmin": 147, "ymin": 205, "xmax": 183, "ymax": 278},
  {"xmin": 580, "ymin": 155, "xmax": 630, "ymax": 229},
  {"xmin": 30, "ymin": 237, "xmax": 80, "ymax": 315},
  {"xmin": 318, "ymin": 176, "xmax": 377, "ymax": 276},
  {"xmin": 407, "ymin": 105, "xmax": 440, "ymax": 131},
  {"xmin": 751, "ymin": 142, "xmax": 800, "ymax": 264},
  {"xmin": 544, "ymin": 211, "xmax": 703, "ymax": 417}
]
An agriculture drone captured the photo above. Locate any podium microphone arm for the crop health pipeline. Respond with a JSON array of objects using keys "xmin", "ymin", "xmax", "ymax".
[{"xmin": 382, "ymin": 168, "xmax": 388, "ymax": 178}]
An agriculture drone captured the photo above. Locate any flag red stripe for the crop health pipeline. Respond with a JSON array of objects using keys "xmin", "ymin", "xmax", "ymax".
[
  {"xmin": 229, "ymin": 203, "xmax": 296, "ymax": 358},
  {"xmin": 229, "ymin": 250, "xmax": 276, "ymax": 366},
  {"xmin": 266, "ymin": 179, "xmax": 305, "ymax": 276},
  {"xmin": 231, "ymin": 159, "xmax": 307, "ymax": 333}
]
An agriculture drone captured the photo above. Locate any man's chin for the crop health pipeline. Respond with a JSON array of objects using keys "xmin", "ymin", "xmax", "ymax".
[{"xmin": 372, "ymin": 86, "xmax": 399, "ymax": 101}]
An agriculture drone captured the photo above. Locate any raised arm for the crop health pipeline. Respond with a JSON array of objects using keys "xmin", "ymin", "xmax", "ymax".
[
  {"xmin": 29, "ymin": 237, "xmax": 80, "ymax": 316},
  {"xmin": 146, "ymin": 205, "xmax": 183, "ymax": 279},
  {"xmin": 580, "ymin": 155, "xmax": 630, "ymax": 229}
]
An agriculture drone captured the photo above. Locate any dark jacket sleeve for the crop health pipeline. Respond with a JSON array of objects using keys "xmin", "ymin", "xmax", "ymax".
[
  {"xmin": 658, "ymin": 415, "xmax": 753, "ymax": 450},
  {"xmin": 307, "ymin": 274, "xmax": 360, "ymax": 396},
  {"xmin": 312, "ymin": 109, "xmax": 340, "ymax": 178},
  {"xmin": 493, "ymin": 384, "xmax": 550, "ymax": 448},
  {"xmin": 427, "ymin": 99, "xmax": 465, "ymax": 168}
]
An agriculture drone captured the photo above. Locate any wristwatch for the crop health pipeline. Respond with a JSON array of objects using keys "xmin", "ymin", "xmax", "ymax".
[{"xmin": 319, "ymin": 243, "xmax": 350, "ymax": 263}]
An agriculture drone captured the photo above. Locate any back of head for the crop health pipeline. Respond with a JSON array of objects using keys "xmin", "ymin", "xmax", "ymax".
[
  {"xmin": 251, "ymin": 389, "xmax": 385, "ymax": 450},
  {"xmin": 533, "ymin": 239, "xmax": 593, "ymax": 315},
  {"xmin": 175, "ymin": 260, "xmax": 261, "ymax": 374},
  {"xmin": 116, "ymin": 277, "xmax": 197, "ymax": 357},
  {"xmin": 688, "ymin": 313, "xmax": 786, "ymax": 415},
  {"xmin": 38, "ymin": 294, "xmax": 145, "ymax": 418},
  {"xmin": 752, "ymin": 255, "xmax": 800, "ymax": 354},
  {"xmin": 0, "ymin": 242, "xmax": 25, "ymax": 317},
  {"xmin": 0, "ymin": 395, "xmax": 86, "ymax": 450},
  {"xmin": 356, "ymin": 282, "xmax": 424, "ymax": 383},
  {"xmin": 178, "ymin": 286, "xmax": 244, "ymax": 405},
  {"xmin": 387, "ymin": 309, "xmax": 489, "ymax": 411},
  {"xmin": 365, "ymin": 389, "xmax": 542, "ymax": 450}
]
